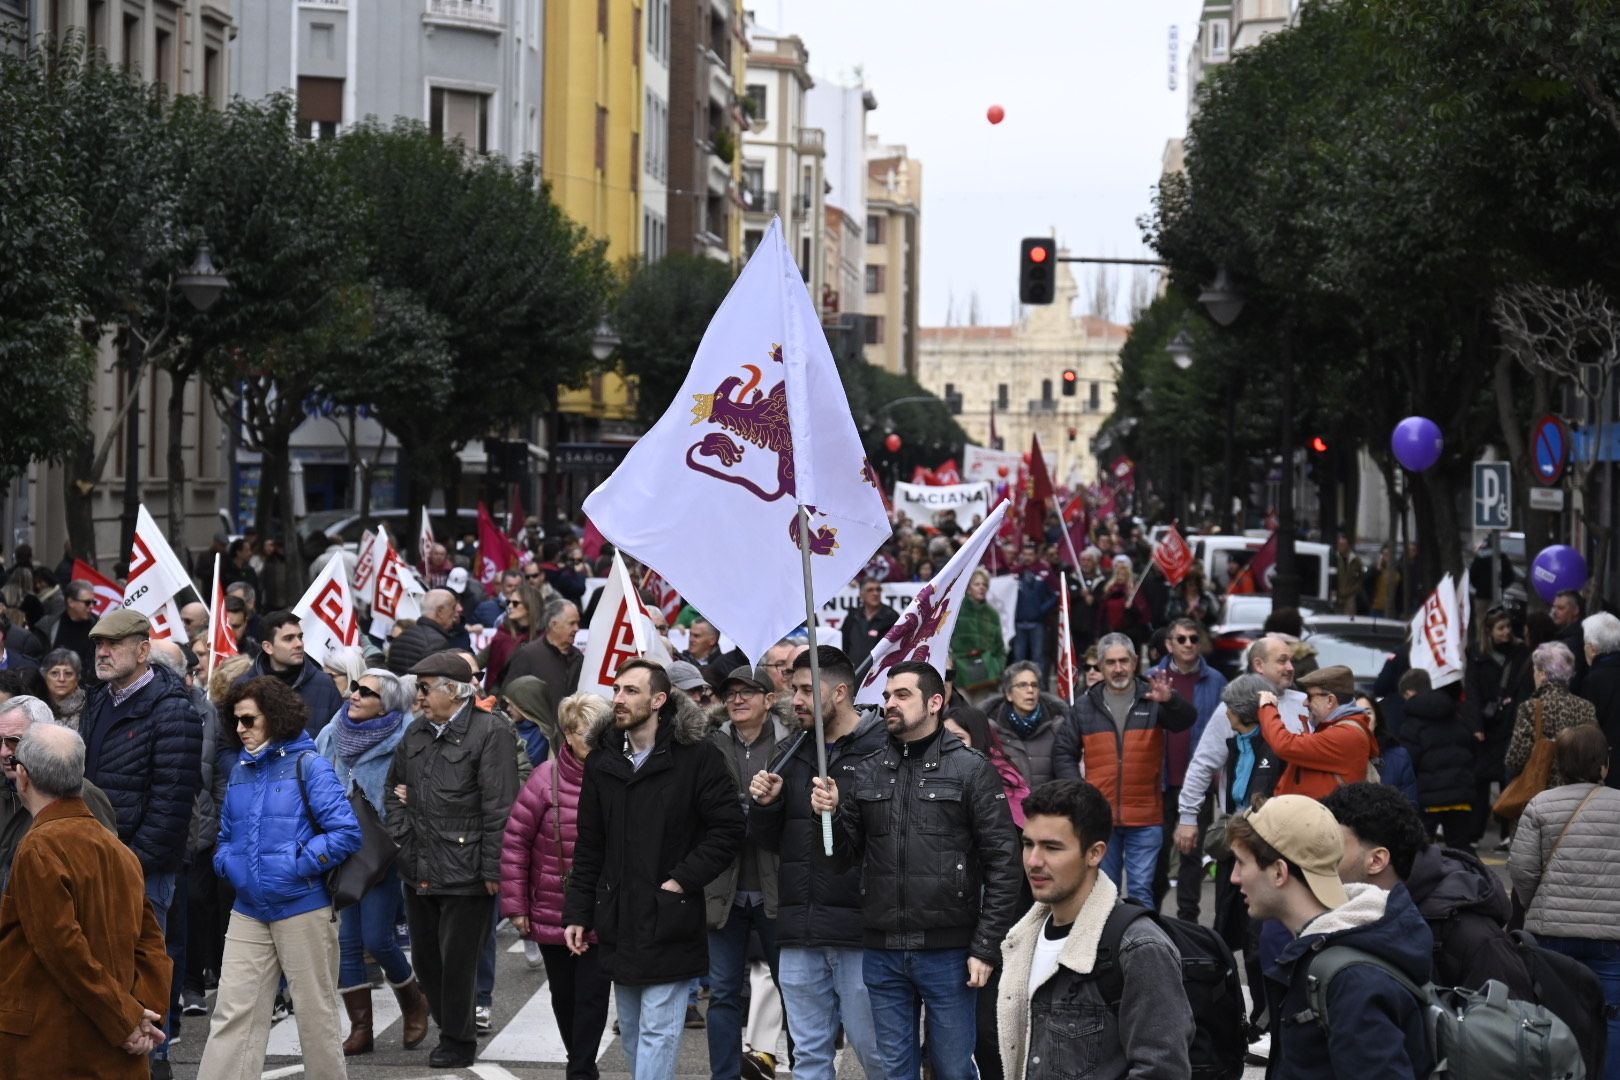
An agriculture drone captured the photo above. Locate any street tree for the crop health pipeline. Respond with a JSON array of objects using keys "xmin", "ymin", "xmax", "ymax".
[{"xmin": 613, "ymin": 253, "xmax": 736, "ymax": 425}]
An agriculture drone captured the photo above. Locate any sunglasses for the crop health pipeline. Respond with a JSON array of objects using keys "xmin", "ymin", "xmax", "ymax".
[
  {"xmin": 350, "ymin": 685, "xmax": 381, "ymax": 701},
  {"xmin": 234, "ymin": 714, "xmax": 263, "ymax": 727},
  {"xmin": 1085, "ymin": 664, "xmax": 1101, "ymax": 672},
  {"xmin": 1172, "ymin": 634, "xmax": 1199, "ymax": 644}
]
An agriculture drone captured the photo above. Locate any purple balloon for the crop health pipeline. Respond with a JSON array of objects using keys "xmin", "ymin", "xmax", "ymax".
[
  {"xmin": 1391, "ymin": 416, "xmax": 1443, "ymax": 472},
  {"xmin": 1531, "ymin": 544, "xmax": 1588, "ymax": 604}
]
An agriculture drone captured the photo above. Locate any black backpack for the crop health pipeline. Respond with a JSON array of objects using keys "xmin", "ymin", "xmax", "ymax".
[
  {"xmin": 1095, "ymin": 900, "xmax": 1250, "ymax": 1080},
  {"xmin": 1512, "ymin": 929, "xmax": 1613, "ymax": 1080}
]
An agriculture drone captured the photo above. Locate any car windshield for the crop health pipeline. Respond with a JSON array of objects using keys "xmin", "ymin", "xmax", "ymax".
[{"xmin": 1306, "ymin": 631, "xmax": 1402, "ymax": 680}]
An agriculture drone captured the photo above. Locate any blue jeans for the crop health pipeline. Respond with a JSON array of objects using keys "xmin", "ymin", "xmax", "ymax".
[
  {"xmin": 615, "ymin": 980, "xmax": 690, "ymax": 1080},
  {"xmin": 707, "ymin": 902, "xmax": 779, "ymax": 1080},
  {"xmin": 144, "ymin": 871, "xmax": 178, "ymax": 1061},
  {"xmin": 863, "ymin": 947, "xmax": 979, "ymax": 1080},
  {"xmin": 1013, "ymin": 623, "xmax": 1046, "ymax": 674},
  {"xmin": 1539, "ymin": 935, "xmax": 1620, "ymax": 1080},
  {"xmin": 1100, "ymin": 825, "xmax": 1163, "ymax": 906},
  {"xmin": 478, "ymin": 895, "xmax": 498, "ymax": 1007},
  {"xmin": 338, "ymin": 867, "xmax": 413, "ymax": 989},
  {"xmin": 778, "ymin": 946, "xmax": 880, "ymax": 1080}
]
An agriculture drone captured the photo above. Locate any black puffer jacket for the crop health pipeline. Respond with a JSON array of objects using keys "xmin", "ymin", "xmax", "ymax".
[
  {"xmin": 1398, "ymin": 690, "xmax": 1477, "ymax": 809},
  {"xmin": 562, "ymin": 691, "xmax": 745, "ymax": 986},
  {"xmin": 1578, "ymin": 651, "xmax": 1620, "ymax": 789},
  {"xmin": 80, "ymin": 663, "xmax": 203, "ymax": 873},
  {"xmin": 385, "ymin": 702, "xmax": 520, "ymax": 896},
  {"xmin": 829, "ymin": 724, "xmax": 1021, "ymax": 966},
  {"xmin": 751, "ymin": 709, "xmax": 887, "ymax": 949},
  {"xmin": 386, "ymin": 620, "xmax": 452, "ymax": 677},
  {"xmin": 1405, "ymin": 842, "xmax": 1534, "ymax": 999}
]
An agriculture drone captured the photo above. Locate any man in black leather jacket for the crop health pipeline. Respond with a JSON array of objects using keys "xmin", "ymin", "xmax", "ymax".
[{"xmin": 810, "ymin": 660, "xmax": 1021, "ymax": 1080}]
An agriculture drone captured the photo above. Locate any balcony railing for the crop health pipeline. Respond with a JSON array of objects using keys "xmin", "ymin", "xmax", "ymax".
[
  {"xmin": 742, "ymin": 190, "xmax": 781, "ymax": 217},
  {"xmin": 300, "ymin": 0, "xmax": 348, "ymax": 7},
  {"xmin": 797, "ymin": 126, "xmax": 825, "ymax": 154},
  {"xmin": 426, "ymin": 0, "xmax": 501, "ymax": 25}
]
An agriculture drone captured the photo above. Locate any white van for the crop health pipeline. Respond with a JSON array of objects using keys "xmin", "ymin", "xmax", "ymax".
[{"xmin": 1189, "ymin": 534, "xmax": 1334, "ymax": 602}]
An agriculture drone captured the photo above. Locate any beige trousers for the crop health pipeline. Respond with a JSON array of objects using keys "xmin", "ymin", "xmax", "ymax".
[{"xmin": 196, "ymin": 906, "xmax": 348, "ymax": 1080}]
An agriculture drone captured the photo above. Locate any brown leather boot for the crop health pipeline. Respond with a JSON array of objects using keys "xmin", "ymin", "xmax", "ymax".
[
  {"xmin": 392, "ymin": 977, "xmax": 431, "ymax": 1050},
  {"xmin": 341, "ymin": 988, "xmax": 373, "ymax": 1056}
]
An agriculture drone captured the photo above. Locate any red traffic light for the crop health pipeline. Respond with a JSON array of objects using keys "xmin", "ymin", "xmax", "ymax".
[
  {"xmin": 1028, "ymin": 244, "xmax": 1049, "ymax": 264},
  {"xmin": 1311, "ymin": 436, "xmax": 1328, "ymax": 453},
  {"xmin": 1062, "ymin": 369, "xmax": 1077, "ymax": 382}
]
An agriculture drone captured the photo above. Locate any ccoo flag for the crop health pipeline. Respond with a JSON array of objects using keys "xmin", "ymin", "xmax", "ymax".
[
  {"xmin": 583, "ymin": 217, "xmax": 889, "ymax": 662},
  {"xmin": 578, "ymin": 552, "xmax": 672, "ymax": 699},
  {"xmin": 855, "ymin": 500, "xmax": 1009, "ymax": 705},
  {"xmin": 124, "ymin": 504, "xmax": 196, "ymax": 622},
  {"xmin": 292, "ymin": 555, "xmax": 361, "ymax": 667},
  {"xmin": 72, "ymin": 559, "xmax": 124, "ymax": 618}
]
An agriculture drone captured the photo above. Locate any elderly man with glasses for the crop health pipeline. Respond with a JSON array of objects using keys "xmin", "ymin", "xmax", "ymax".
[
  {"xmin": 385, "ymin": 651, "xmax": 519, "ymax": 1068},
  {"xmin": 0, "ymin": 694, "xmax": 118, "ymax": 890}
]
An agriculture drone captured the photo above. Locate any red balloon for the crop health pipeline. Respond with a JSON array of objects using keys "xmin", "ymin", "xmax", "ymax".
[
  {"xmin": 997, "ymin": 465, "xmax": 1010, "ymax": 477},
  {"xmin": 884, "ymin": 433, "xmax": 902, "ymax": 453},
  {"xmin": 987, "ymin": 104, "xmax": 1005, "ymax": 125}
]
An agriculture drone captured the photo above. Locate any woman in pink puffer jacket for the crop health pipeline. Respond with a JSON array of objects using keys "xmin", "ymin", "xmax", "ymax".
[{"xmin": 500, "ymin": 692, "xmax": 613, "ymax": 1080}]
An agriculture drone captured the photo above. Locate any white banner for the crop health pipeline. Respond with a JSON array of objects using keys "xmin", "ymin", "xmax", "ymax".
[
  {"xmin": 818, "ymin": 574, "xmax": 1017, "ymax": 646},
  {"xmin": 962, "ymin": 444, "xmax": 1022, "ymax": 484},
  {"xmin": 578, "ymin": 553, "xmax": 671, "ymax": 699},
  {"xmin": 124, "ymin": 504, "xmax": 196, "ymax": 619},
  {"xmin": 892, "ymin": 481, "xmax": 993, "ymax": 531},
  {"xmin": 293, "ymin": 555, "xmax": 361, "ymax": 667},
  {"xmin": 1409, "ymin": 573, "xmax": 1466, "ymax": 689},
  {"xmin": 855, "ymin": 503, "xmax": 1009, "ymax": 704}
]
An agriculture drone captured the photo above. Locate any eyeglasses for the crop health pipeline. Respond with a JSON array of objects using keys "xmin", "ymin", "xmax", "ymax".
[
  {"xmin": 351, "ymin": 685, "xmax": 381, "ymax": 701},
  {"xmin": 234, "ymin": 713, "xmax": 263, "ymax": 728},
  {"xmin": 0, "ymin": 736, "xmax": 20, "ymax": 749},
  {"xmin": 525, "ymin": 573, "xmax": 543, "ymax": 581},
  {"xmin": 1172, "ymin": 635, "xmax": 1200, "ymax": 644},
  {"xmin": 722, "ymin": 688, "xmax": 763, "ymax": 702},
  {"xmin": 1009, "ymin": 681, "xmax": 1041, "ymax": 692}
]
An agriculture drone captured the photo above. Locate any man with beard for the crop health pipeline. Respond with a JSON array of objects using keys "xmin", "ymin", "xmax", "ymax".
[
  {"xmin": 749, "ymin": 647, "xmax": 885, "ymax": 1080},
  {"xmin": 564, "ymin": 659, "xmax": 743, "ymax": 1080},
  {"xmin": 809, "ymin": 661, "xmax": 1021, "ymax": 1080}
]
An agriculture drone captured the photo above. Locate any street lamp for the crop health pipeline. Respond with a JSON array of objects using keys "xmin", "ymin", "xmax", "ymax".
[
  {"xmin": 1166, "ymin": 330, "xmax": 1195, "ymax": 371},
  {"xmin": 176, "ymin": 241, "xmax": 229, "ymax": 312},
  {"xmin": 590, "ymin": 318, "xmax": 621, "ymax": 362},
  {"xmin": 1198, "ymin": 266, "xmax": 1245, "ymax": 327}
]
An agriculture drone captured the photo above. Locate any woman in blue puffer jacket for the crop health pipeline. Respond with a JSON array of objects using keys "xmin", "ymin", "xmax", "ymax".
[
  {"xmin": 198, "ymin": 675, "xmax": 362, "ymax": 1080},
  {"xmin": 316, "ymin": 667, "xmax": 430, "ymax": 1056}
]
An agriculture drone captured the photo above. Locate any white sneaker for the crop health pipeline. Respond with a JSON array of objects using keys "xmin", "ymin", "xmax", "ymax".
[
  {"xmin": 475, "ymin": 1005, "xmax": 493, "ymax": 1033},
  {"xmin": 524, "ymin": 939, "xmax": 543, "ymax": 970}
]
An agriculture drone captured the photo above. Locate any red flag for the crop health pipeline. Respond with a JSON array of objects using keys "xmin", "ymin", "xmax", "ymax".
[
  {"xmin": 932, "ymin": 458, "xmax": 962, "ymax": 485},
  {"xmin": 1024, "ymin": 434, "xmax": 1056, "ymax": 544},
  {"xmin": 638, "ymin": 566, "xmax": 684, "ymax": 622},
  {"xmin": 582, "ymin": 518, "xmax": 606, "ymax": 562},
  {"xmin": 1228, "ymin": 531, "xmax": 1278, "ymax": 596},
  {"xmin": 1056, "ymin": 572, "xmax": 1077, "ymax": 705},
  {"xmin": 1152, "ymin": 524, "xmax": 1195, "ymax": 586},
  {"xmin": 209, "ymin": 555, "xmax": 240, "ymax": 663},
  {"xmin": 911, "ymin": 465, "xmax": 937, "ymax": 485},
  {"xmin": 476, "ymin": 502, "xmax": 523, "ymax": 587},
  {"xmin": 507, "ymin": 484, "xmax": 528, "ymax": 542},
  {"xmin": 71, "ymin": 559, "xmax": 123, "ymax": 617}
]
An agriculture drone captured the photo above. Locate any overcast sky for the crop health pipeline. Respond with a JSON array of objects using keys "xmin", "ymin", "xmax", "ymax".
[{"xmin": 771, "ymin": 0, "xmax": 1204, "ymax": 327}]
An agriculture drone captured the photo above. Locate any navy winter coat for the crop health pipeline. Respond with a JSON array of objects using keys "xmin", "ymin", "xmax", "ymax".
[
  {"xmin": 215, "ymin": 733, "xmax": 362, "ymax": 923},
  {"xmin": 1398, "ymin": 690, "xmax": 1478, "ymax": 810},
  {"xmin": 80, "ymin": 664, "xmax": 203, "ymax": 873}
]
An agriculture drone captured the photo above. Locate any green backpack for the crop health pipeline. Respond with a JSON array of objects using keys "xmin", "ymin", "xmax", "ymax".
[{"xmin": 1305, "ymin": 946, "xmax": 1585, "ymax": 1080}]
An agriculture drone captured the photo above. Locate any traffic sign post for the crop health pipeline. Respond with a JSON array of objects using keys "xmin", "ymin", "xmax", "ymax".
[{"xmin": 1532, "ymin": 415, "xmax": 1571, "ymax": 487}]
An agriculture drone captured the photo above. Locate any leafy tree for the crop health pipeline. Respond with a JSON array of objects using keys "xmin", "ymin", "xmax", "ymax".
[{"xmin": 613, "ymin": 253, "xmax": 736, "ymax": 425}]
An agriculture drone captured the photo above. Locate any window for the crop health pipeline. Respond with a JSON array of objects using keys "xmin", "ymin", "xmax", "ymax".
[
  {"xmin": 1089, "ymin": 381, "xmax": 1101, "ymax": 411},
  {"xmin": 865, "ymin": 265, "xmax": 885, "ymax": 294},
  {"xmin": 745, "ymin": 83, "xmax": 767, "ymax": 126},
  {"xmin": 632, "ymin": 7, "xmax": 641, "ymax": 67},
  {"xmin": 1207, "ymin": 19, "xmax": 1229, "ymax": 59},
  {"xmin": 598, "ymin": 0, "xmax": 608, "ymax": 36},
  {"xmin": 644, "ymin": 92, "xmax": 668, "ymax": 184},
  {"xmin": 741, "ymin": 162, "xmax": 764, "ymax": 206},
  {"xmin": 595, "ymin": 105, "xmax": 607, "ymax": 171},
  {"xmin": 866, "ymin": 214, "xmax": 885, "ymax": 244},
  {"xmin": 87, "ymin": 1, "xmax": 106, "ymax": 53},
  {"xmin": 997, "ymin": 383, "xmax": 1009, "ymax": 410},
  {"xmin": 204, "ymin": 46, "xmax": 223, "ymax": 106},
  {"xmin": 430, "ymin": 88, "xmax": 491, "ymax": 155},
  {"xmin": 310, "ymin": 22, "xmax": 335, "ymax": 60},
  {"xmin": 122, "ymin": 14, "xmax": 141, "ymax": 75},
  {"xmin": 864, "ymin": 317, "xmax": 885, "ymax": 345},
  {"xmin": 153, "ymin": 26, "xmax": 172, "ymax": 93},
  {"xmin": 629, "ymin": 132, "xmax": 639, "ymax": 194},
  {"xmin": 744, "ymin": 229, "xmax": 764, "ymax": 257},
  {"xmin": 800, "ymin": 238, "xmax": 812, "ymax": 282},
  {"xmin": 297, "ymin": 76, "xmax": 344, "ymax": 140},
  {"xmin": 1042, "ymin": 378, "xmax": 1053, "ymax": 403}
]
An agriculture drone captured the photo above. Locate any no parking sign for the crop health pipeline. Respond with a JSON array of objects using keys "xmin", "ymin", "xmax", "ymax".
[{"xmin": 1532, "ymin": 414, "xmax": 1570, "ymax": 487}]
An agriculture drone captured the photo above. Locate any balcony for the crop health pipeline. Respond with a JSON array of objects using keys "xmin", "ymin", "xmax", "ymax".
[
  {"xmin": 743, "ymin": 190, "xmax": 781, "ymax": 218},
  {"xmin": 707, "ymin": 153, "xmax": 732, "ymax": 195},
  {"xmin": 708, "ymin": 52, "xmax": 734, "ymax": 106},
  {"xmin": 424, "ymin": 0, "xmax": 502, "ymax": 30},
  {"xmin": 796, "ymin": 126, "xmax": 825, "ymax": 155}
]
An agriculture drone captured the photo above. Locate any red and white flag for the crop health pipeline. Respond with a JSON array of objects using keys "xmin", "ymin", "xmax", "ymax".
[
  {"xmin": 370, "ymin": 536, "xmax": 425, "ymax": 640},
  {"xmin": 293, "ymin": 554, "xmax": 361, "ymax": 667},
  {"xmin": 71, "ymin": 559, "xmax": 123, "ymax": 618},
  {"xmin": 1152, "ymin": 524, "xmax": 1195, "ymax": 586},
  {"xmin": 1409, "ymin": 573, "xmax": 1467, "ymax": 689},
  {"xmin": 123, "ymin": 504, "xmax": 195, "ymax": 625},
  {"xmin": 207, "ymin": 554, "xmax": 239, "ymax": 677},
  {"xmin": 417, "ymin": 507, "xmax": 435, "ymax": 573},
  {"xmin": 639, "ymin": 566, "xmax": 684, "ymax": 623},
  {"xmin": 1056, "ymin": 571, "xmax": 1077, "ymax": 706},
  {"xmin": 476, "ymin": 503, "xmax": 522, "ymax": 587},
  {"xmin": 583, "ymin": 217, "xmax": 889, "ymax": 662},
  {"xmin": 353, "ymin": 528, "xmax": 382, "ymax": 601},
  {"xmin": 855, "ymin": 501, "xmax": 1009, "ymax": 705},
  {"xmin": 579, "ymin": 553, "xmax": 671, "ymax": 699}
]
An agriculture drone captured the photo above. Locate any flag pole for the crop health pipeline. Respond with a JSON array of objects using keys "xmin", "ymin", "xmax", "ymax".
[
  {"xmin": 796, "ymin": 504, "xmax": 835, "ymax": 857},
  {"xmin": 207, "ymin": 553, "xmax": 222, "ymax": 688}
]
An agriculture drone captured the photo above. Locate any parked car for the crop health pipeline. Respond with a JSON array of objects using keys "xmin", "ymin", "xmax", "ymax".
[
  {"xmin": 296, "ymin": 508, "xmax": 482, "ymax": 562},
  {"xmin": 1189, "ymin": 534, "xmax": 1335, "ymax": 602},
  {"xmin": 1207, "ymin": 610, "xmax": 1405, "ymax": 688}
]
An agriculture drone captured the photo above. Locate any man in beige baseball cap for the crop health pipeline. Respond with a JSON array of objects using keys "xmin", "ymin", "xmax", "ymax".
[{"xmin": 1226, "ymin": 794, "xmax": 1350, "ymax": 922}]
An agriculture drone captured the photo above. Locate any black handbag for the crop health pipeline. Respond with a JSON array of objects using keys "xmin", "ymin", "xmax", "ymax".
[{"xmin": 294, "ymin": 752, "xmax": 399, "ymax": 913}]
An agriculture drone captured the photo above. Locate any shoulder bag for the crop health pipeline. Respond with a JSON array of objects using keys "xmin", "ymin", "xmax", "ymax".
[
  {"xmin": 1493, "ymin": 700, "xmax": 1556, "ymax": 823},
  {"xmin": 295, "ymin": 752, "xmax": 400, "ymax": 913}
]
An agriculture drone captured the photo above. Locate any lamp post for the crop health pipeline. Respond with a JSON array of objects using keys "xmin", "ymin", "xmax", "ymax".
[{"xmin": 120, "ymin": 239, "xmax": 229, "ymax": 568}]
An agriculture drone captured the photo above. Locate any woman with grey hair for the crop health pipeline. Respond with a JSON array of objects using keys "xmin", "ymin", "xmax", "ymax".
[
  {"xmin": 314, "ymin": 666, "xmax": 430, "ymax": 1056},
  {"xmin": 322, "ymin": 645, "xmax": 369, "ymax": 700},
  {"xmin": 40, "ymin": 648, "xmax": 85, "ymax": 730},
  {"xmin": 1505, "ymin": 641, "xmax": 1598, "ymax": 791}
]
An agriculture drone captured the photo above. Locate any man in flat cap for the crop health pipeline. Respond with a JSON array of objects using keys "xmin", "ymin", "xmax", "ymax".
[
  {"xmin": 78, "ymin": 607, "xmax": 202, "ymax": 1080},
  {"xmin": 385, "ymin": 651, "xmax": 519, "ymax": 1068},
  {"xmin": 1256, "ymin": 665, "xmax": 1379, "ymax": 800}
]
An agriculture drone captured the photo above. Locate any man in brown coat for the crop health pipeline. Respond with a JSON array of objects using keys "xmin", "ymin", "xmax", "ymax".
[{"xmin": 0, "ymin": 724, "xmax": 171, "ymax": 1079}]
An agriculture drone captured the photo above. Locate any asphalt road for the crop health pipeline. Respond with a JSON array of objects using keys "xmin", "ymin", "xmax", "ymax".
[{"xmin": 165, "ymin": 848, "xmax": 1514, "ymax": 1080}]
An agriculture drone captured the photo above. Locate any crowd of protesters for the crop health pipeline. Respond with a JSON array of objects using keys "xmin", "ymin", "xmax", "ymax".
[{"xmin": 2, "ymin": 502, "xmax": 1620, "ymax": 1080}]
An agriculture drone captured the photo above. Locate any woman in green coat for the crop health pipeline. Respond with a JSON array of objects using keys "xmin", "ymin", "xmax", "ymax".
[{"xmin": 951, "ymin": 568, "xmax": 1007, "ymax": 699}]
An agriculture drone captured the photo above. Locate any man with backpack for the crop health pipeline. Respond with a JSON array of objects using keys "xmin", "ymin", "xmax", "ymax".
[
  {"xmin": 998, "ymin": 779, "xmax": 1194, "ymax": 1080},
  {"xmin": 1227, "ymin": 794, "xmax": 1434, "ymax": 1079}
]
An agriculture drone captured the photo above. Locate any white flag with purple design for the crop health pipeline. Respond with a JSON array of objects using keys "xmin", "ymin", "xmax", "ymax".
[
  {"xmin": 855, "ymin": 501, "xmax": 1009, "ymax": 705},
  {"xmin": 583, "ymin": 218, "xmax": 889, "ymax": 663}
]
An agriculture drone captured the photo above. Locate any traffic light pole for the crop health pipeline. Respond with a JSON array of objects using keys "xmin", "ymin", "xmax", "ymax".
[{"xmin": 1054, "ymin": 256, "xmax": 1167, "ymax": 266}]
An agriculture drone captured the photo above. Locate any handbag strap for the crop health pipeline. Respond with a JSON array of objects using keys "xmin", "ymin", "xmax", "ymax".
[
  {"xmin": 293, "ymin": 752, "xmax": 324, "ymax": 837},
  {"xmin": 1547, "ymin": 784, "xmax": 1604, "ymax": 869},
  {"xmin": 1533, "ymin": 698, "xmax": 1544, "ymax": 740}
]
